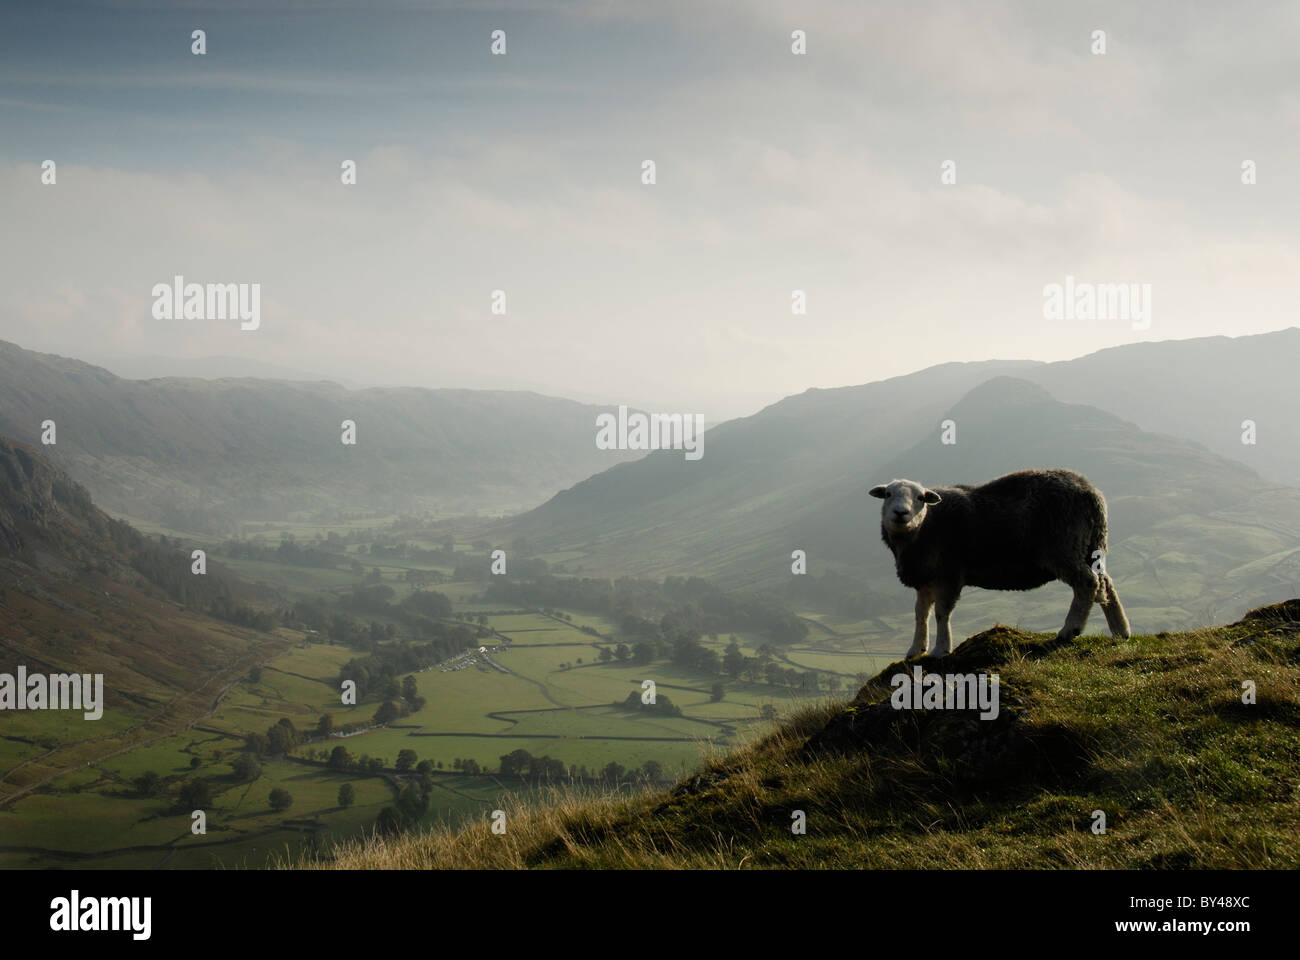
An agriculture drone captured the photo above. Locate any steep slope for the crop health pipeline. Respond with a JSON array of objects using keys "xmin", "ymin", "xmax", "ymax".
[
  {"xmin": 311, "ymin": 600, "xmax": 1300, "ymax": 869},
  {"xmin": 0, "ymin": 339, "xmax": 641, "ymax": 530},
  {"xmin": 0, "ymin": 436, "xmax": 291, "ymax": 806}
]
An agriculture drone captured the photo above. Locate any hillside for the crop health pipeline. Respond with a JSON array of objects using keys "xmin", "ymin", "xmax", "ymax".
[
  {"xmin": 1021, "ymin": 327, "xmax": 1300, "ymax": 485},
  {"xmin": 0, "ymin": 339, "xmax": 641, "ymax": 531},
  {"xmin": 0, "ymin": 435, "xmax": 291, "ymax": 807},
  {"xmin": 505, "ymin": 372, "xmax": 1300, "ymax": 633},
  {"xmin": 308, "ymin": 600, "xmax": 1300, "ymax": 869}
]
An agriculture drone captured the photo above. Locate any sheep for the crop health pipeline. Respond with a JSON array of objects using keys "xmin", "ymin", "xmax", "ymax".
[{"xmin": 868, "ymin": 468, "xmax": 1131, "ymax": 658}]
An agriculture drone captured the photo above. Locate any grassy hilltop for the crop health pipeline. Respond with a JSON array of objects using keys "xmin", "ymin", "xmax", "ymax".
[{"xmin": 306, "ymin": 602, "xmax": 1300, "ymax": 869}]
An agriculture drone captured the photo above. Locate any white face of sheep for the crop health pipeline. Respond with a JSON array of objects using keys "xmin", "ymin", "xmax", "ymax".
[{"xmin": 869, "ymin": 479, "xmax": 942, "ymax": 536}]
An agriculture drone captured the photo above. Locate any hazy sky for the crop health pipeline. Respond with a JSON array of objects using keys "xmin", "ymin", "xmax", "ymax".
[{"xmin": 3, "ymin": 0, "xmax": 1299, "ymax": 422}]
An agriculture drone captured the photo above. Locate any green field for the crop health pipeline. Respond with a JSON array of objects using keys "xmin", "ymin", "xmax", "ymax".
[{"xmin": 1, "ymin": 548, "xmax": 846, "ymax": 868}]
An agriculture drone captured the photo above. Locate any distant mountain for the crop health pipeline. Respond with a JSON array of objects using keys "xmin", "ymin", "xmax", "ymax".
[
  {"xmin": 503, "ymin": 337, "xmax": 1300, "ymax": 632},
  {"xmin": 0, "ymin": 340, "xmax": 641, "ymax": 531},
  {"xmin": 1019, "ymin": 327, "xmax": 1300, "ymax": 486},
  {"xmin": 85, "ymin": 352, "xmax": 366, "ymax": 388}
]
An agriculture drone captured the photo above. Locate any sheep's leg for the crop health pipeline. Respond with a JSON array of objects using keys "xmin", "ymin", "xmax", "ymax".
[
  {"xmin": 1098, "ymin": 574, "xmax": 1132, "ymax": 638},
  {"xmin": 907, "ymin": 588, "xmax": 934, "ymax": 658},
  {"xmin": 932, "ymin": 584, "xmax": 961, "ymax": 656},
  {"xmin": 1057, "ymin": 568, "xmax": 1098, "ymax": 641}
]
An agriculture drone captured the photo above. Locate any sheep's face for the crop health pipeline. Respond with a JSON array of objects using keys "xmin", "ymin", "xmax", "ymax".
[{"xmin": 869, "ymin": 479, "xmax": 941, "ymax": 535}]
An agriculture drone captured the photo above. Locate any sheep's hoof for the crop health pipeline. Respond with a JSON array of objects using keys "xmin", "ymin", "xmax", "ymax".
[
  {"xmin": 905, "ymin": 645, "xmax": 927, "ymax": 659},
  {"xmin": 1056, "ymin": 627, "xmax": 1082, "ymax": 641}
]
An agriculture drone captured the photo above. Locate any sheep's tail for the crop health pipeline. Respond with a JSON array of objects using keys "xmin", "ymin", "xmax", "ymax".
[{"xmin": 1098, "ymin": 573, "xmax": 1131, "ymax": 639}]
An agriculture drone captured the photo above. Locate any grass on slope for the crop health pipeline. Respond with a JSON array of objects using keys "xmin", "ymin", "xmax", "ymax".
[{"xmin": 298, "ymin": 601, "xmax": 1300, "ymax": 869}]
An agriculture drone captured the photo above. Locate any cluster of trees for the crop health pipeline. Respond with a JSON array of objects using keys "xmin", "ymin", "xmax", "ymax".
[
  {"xmin": 109, "ymin": 524, "xmax": 257, "ymax": 617},
  {"xmin": 338, "ymin": 644, "xmax": 433, "ymax": 708},
  {"xmin": 217, "ymin": 535, "xmax": 341, "ymax": 569},
  {"xmin": 782, "ymin": 569, "xmax": 890, "ymax": 620},
  {"xmin": 327, "ymin": 746, "xmax": 387, "ymax": 774},
  {"xmin": 496, "ymin": 749, "xmax": 667, "ymax": 784},
  {"xmin": 294, "ymin": 589, "xmax": 472, "ymax": 659},
  {"xmin": 207, "ymin": 595, "xmax": 279, "ymax": 631},
  {"xmin": 244, "ymin": 717, "xmax": 305, "ymax": 758},
  {"xmin": 375, "ymin": 774, "xmax": 434, "ymax": 836},
  {"xmin": 367, "ymin": 539, "xmax": 456, "ymax": 569},
  {"xmin": 485, "ymin": 573, "xmax": 808, "ymax": 645}
]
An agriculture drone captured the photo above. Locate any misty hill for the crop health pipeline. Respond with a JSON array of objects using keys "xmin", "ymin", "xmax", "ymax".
[
  {"xmin": 0, "ymin": 340, "xmax": 641, "ymax": 531},
  {"xmin": 0, "ymin": 435, "xmax": 288, "ymax": 806},
  {"xmin": 504, "ymin": 355, "xmax": 1300, "ymax": 633},
  {"xmin": 311, "ymin": 600, "xmax": 1300, "ymax": 869},
  {"xmin": 1019, "ymin": 327, "xmax": 1300, "ymax": 485}
]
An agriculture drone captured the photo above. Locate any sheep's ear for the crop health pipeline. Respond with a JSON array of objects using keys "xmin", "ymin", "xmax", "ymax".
[
  {"xmin": 868, "ymin": 485, "xmax": 889, "ymax": 499},
  {"xmin": 921, "ymin": 490, "xmax": 942, "ymax": 504}
]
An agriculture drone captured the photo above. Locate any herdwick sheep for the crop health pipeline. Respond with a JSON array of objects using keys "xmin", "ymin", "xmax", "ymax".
[{"xmin": 868, "ymin": 468, "xmax": 1131, "ymax": 658}]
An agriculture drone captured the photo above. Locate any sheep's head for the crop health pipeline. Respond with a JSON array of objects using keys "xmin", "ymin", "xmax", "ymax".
[{"xmin": 869, "ymin": 479, "xmax": 941, "ymax": 535}]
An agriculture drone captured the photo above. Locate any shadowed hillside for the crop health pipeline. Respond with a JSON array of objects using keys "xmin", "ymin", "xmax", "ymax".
[
  {"xmin": 0, "ymin": 436, "xmax": 291, "ymax": 807},
  {"xmin": 304, "ymin": 600, "xmax": 1300, "ymax": 869}
]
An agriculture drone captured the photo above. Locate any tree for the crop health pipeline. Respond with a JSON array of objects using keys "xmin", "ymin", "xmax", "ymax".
[
  {"xmin": 640, "ymin": 760, "xmax": 664, "ymax": 781},
  {"xmin": 189, "ymin": 756, "xmax": 202, "ymax": 769},
  {"xmin": 710, "ymin": 682, "xmax": 725, "ymax": 702},
  {"xmin": 401, "ymin": 675, "xmax": 419, "ymax": 702},
  {"xmin": 269, "ymin": 787, "xmax": 293, "ymax": 812},
  {"xmin": 601, "ymin": 761, "xmax": 625, "ymax": 784},
  {"xmin": 397, "ymin": 781, "xmax": 429, "ymax": 823},
  {"xmin": 396, "ymin": 749, "xmax": 418, "ymax": 773},
  {"xmin": 374, "ymin": 700, "xmax": 401, "ymax": 724},
  {"xmin": 178, "ymin": 778, "xmax": 211, "ymax": 810},
  {"xmin": 266, "ymin": 722, "xmax": 295, "ymax": 756},
  {"xmin": 724, "ymin": 641, "xmax": 745, "ymax": 678},
  {"xmin": 231, "ymin": 754, "xmax": 262, "ymax": 782},
  {"xmin": 500, "ymin": 749, "xmax": 534, "ymax": 778},
  {"xmin": 316, "ymin": 713, "xmax": 334, "ymax": 738},
  {"xmin": 328, "ymin": 745, "xmax": 353, "ymax": 771},
  {"xmin": 133, "ymin": 770, "xmax": 162, "ymax": 797},
  {"xmin": 614, "ymin": 643, "xmax": 631, "ymax": 661},
  {"xmin": 376, "ymin": 805, "xmax": 404, "ymax": 837},
  {"xmin": 337, "ymin": 783, "xmax": 355, "ymax": 809},
  {"xmin": 598, "ymin": 647, "xmax": 613, "ymax": 663}
]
